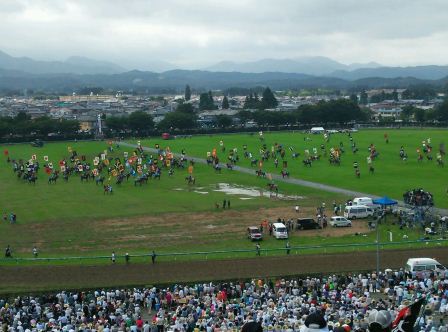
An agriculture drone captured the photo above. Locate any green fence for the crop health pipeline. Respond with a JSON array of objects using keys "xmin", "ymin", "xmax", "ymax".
[{"xmin": 1, "ymin": 239, "xmax": 447, "ymax": 264}]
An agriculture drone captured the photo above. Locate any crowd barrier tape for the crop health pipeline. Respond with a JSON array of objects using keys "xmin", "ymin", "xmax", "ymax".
[{"xmin": 0, "ymin": 238, "xmax": 447, "ymax": 263}]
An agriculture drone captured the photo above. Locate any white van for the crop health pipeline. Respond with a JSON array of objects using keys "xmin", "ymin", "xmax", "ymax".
[
  {"xmin": 405, "ymin": 258, "xmax": 447, "ymax": 277},
  {"xmin": 272, "ymin": 222, "xmax": 288, "ymax": 239},
  {"xmin": 310, "ymin": 127, "xmax": 325, "ymax": 134},
  {"xmin": 344, "ymin": 205, "xmax": 374, "ymax": 219},
  {"xmin": 353, "ymin": 197, "xmax": 374, "ymax": 207}
]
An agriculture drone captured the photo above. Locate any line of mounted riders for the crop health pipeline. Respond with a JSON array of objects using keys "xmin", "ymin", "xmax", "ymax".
[{"xmin": 8, "ymin": 148, "xmax": 193, "ymax": 189}]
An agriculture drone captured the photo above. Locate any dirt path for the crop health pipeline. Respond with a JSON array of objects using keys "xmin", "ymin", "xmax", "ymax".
[
  {"xmin": 1, "ymin": 247, "xmax": 447, "ymax": 295},
  {"xmin": 120, "ymin": 142, "xmax": 448, "ymax": 215}
]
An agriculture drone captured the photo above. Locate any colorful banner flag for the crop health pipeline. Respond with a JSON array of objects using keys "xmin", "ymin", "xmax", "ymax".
[{"xmin": 392, "ymin": 298, "xmax": 425, "ymax": 332}]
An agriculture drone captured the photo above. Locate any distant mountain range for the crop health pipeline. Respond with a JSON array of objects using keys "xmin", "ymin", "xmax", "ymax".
[
  {"xmin": 0, "ymin": 51, "xmax": 447, "ymax": 93},
  {"xmin": 205, "ymin": 57, "xmax": 382, "ymax": 76},
  {"xmin": 0, "ymin": 68, "xmax": 447, "ymax": 93},
  {"xmin": 0, "ymin": 50, "xmax": 126, "ymax": 75}
]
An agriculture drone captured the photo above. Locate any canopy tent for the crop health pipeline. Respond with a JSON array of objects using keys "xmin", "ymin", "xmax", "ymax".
[{"xmin": 373, "ymin": 196, "xmax": 398, "ymax": 206}]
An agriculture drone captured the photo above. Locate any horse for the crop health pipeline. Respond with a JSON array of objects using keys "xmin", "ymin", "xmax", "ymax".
[
  {"xmin": 134, "ymin": 175, "xmax": 148, "ymax": 186},
  {"xmin": 255, "ymin": 170, "xmax": 266, "ymax": 178},
  {"xmin": 185, "ymin": 175, "xmax": 195, "ymax": 185},
  {"xmin": 103, "ymin": 185, "xmax": 113, "ymax": 195},
  {"xmin": 329, "ymin": 156, "xmax": 340, "ymax": 166},
  {"xmin": 80, "ymin": 173, "xmax": 90, "ymax": 182},
  {"xmin": 303, "ymin": 159, "xmax": 312, "ymax": 167},
  {"xmin": 124, "ymin": 172, "xmax": 131, "ymax": 181},
  {"xmin": 267, "ymin": 183, "xmax": 279, "ymax": 195},
  {"xmin": 95, "ymin": 176, "xmax": 105, "ymax": 185},
  {"xmin": 250, "ymin": 159, "xmax": 258, "ymax": 167},
  {"xmin": 28, "ymin": 175, "xmax": 37, "ymax": 184},
  {"xmin": 48, "ymin": 174, "xmax": 59, "ymax": 184},
  {"xmin": 116, "ymin": 173, "xmax": 125, "ymax": 185}
]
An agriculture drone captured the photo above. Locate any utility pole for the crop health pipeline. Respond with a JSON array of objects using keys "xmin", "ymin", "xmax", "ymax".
[{"xmin": 97, "ymin": 114, "xmax": 103, "ymax": 137}]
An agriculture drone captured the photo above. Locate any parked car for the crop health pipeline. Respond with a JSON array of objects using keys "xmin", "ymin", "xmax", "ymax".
[
  {"xmin": 30, "ymin": 139, "xmax": 44, "ymax": 147},
  {"xmin": 329, "ymin": 216, "xmax": 352, "ymax": 227},
  {"xmin": 272, "ymin": 223, "xmax": 288, "ymax": 239},
  {"xmin": 296, "ymin": 218, "xmax": 321, "ymax": 230},
  {"xmin": 344, "ymin": 205, "xmax": 374, "ymax": 219},
  {"xmin": 247, "ymin": 226, "xmax": 263, "ymax": 241}
]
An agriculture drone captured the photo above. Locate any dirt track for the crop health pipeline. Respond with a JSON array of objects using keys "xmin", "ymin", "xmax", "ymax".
[{"xmin": 1, "ymin": 247, "xmax": 447, "ymax": 294}]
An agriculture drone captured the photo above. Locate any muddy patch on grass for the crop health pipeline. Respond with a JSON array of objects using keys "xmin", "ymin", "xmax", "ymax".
[{"xmin": 213, "ymin": 183, "xmax": 304, "ymax": 201}]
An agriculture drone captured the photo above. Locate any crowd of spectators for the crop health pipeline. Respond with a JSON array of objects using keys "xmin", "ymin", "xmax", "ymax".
[{"xmin": 1, "ymin": 268, "xmax": 448, "ymax": 332}]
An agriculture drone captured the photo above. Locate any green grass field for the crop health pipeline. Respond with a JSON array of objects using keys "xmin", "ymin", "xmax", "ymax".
[
  {"xmin": 134, "ymin": 128, "xmax": 448, "ymax": 207},
  {"xmin": 0, "ymin": 128, "xmax": 446, "ymax": 262}
]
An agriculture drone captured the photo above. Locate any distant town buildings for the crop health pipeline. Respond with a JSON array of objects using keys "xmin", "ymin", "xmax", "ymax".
[{"xmin": 0, "ymin": 88, "xmax": 444, "ymax": 132}]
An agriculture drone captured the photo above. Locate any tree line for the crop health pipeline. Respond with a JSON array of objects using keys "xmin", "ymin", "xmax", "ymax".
[
  {"xmin": 238, "ymin": 99, "xmax": 368, "ymax": 126},
  {"xmin": 0, "ymin": 112, "xmax": 80, "ymax": 139}
]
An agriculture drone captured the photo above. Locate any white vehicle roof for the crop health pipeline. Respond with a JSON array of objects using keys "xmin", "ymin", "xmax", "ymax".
[
  {"xmin": 354, "ymin": 197, "xmax": 372, "ymax": 201},
  {"xmin": 273, "ymin": 222, "xmax": 286, "ymax": 227},
  {"xmin": 311, "ymin": 127, "xmax": 325, "ymax": 131},
  {"xmin": 406, "ymin": 258, "xmax": 440, "ymax": 265},
  {"xmin": 346, "ymin": 204, "xmax": 370, "ymax": 209}
]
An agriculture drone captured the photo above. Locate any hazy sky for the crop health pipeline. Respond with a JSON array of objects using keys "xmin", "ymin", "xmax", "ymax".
[{"xmin": 1, "ymin": 0, "xmax": 448, "ymax": 69}]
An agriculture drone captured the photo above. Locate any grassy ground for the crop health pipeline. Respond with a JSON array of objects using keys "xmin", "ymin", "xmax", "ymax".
[
  {"xmin": 0, "ymin": 140, "xmax": 347, "ymax": 258},
  {"xmin": 133, "ymin": 128, "xmax": 448, "ymax": 207},
  {"xmin": 0, "ymin": 128, "xmax": 446, "ymax": 262}
]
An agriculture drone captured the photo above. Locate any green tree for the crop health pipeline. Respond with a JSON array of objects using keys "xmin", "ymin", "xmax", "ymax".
[
  {"xmin": 349, "ymin": 94, "xmax": 358, "ymax": 105},
  {"xmin": 15, "ymin": 112, "xmax": 31, "ymax": 123},
  {"xmin": 33, "ymin": 116, "xmax": 57, "ymax": 136},
  {"xmin": 436, "ymin": 99, "xmax": 448, "ymax": 121},
  {"xmin": 215, "ymin": 114, "xmax": 233, "ymax": 128},
  {"xmin": 127, "ymin": 111, "xmax": 154, "ymax": 134},
  {"xmin": 400, "ymin": 106, "xmax": 416, "ymax": 121},
  {"xmin": 402, "ymin": 85, "xmax": 436, "ymax": 101},
  {"xmin": 236, "ymin": 110, "xmax": 253, "ymax": 123},
  {"xmin": 261, "ymin": 87, "xmax": 278, "ymax": 109},
  {"xmin": 392, "ymin": 89, "xmax": 399, "ymax": 101},
  {"xmin": 176, "ymin": 102, "xmax": 194, "ymax": 114},
  {"xmin": 360, "ymin": 91, "xmax": 368, "ymax": 105},
  {"xmin": 0, "ymin": 119, "xmax": 8, "ymax": 138},
  {"xmin": 105, "ymin": 116, "xmax": 127, "ymax": 132},
  {"xmin": 222, "ymin": 96, "xmax": 230, "ymax": 109},
  {"xmin": 414, "ymin": 108, "xmax": 426, "ymax": 123},
  {"xmin": 58, "ymin": 119, "xmax": 80, "ymax": 135},
  {"xmin": 199, "ymin": 92, "xmax": 216, "ymax": 111},
  {"xmin": 185, "ymin": 85, "xmax": 191, "ymax": 101},
  {"xmin": 158, "ymin": 112, "xmax": 197, "ymax": 130}
]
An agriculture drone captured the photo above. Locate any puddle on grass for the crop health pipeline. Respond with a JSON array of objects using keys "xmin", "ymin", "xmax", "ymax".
[
  {"xmin": 193, "ymin": 191, "xmax": 209, "ymax": 194},
  {"xmin": 213, "ymin": 183, "xmax": 304, "ymax": 201}
]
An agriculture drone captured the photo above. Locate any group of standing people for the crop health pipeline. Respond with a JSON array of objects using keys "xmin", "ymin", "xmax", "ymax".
[{"xmin": 2, "ymin": 212, "xmax": 16, "ymax": 224}]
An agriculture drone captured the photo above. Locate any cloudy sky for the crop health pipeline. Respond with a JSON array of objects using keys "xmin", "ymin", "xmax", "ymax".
[{"xmin": 1, "ymin": 0, "xmax": 448, "ymax": 70}]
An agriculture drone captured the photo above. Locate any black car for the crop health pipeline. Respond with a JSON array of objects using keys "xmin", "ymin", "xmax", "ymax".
[{"xmin": 296, "ymin": 218, "xmax": 321, "ymax": 230}]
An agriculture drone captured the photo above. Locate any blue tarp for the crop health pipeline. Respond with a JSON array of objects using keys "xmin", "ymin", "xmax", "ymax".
[{"xmin": 373, "ymin": 196, "xmax": 398, "ymax": 206}]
